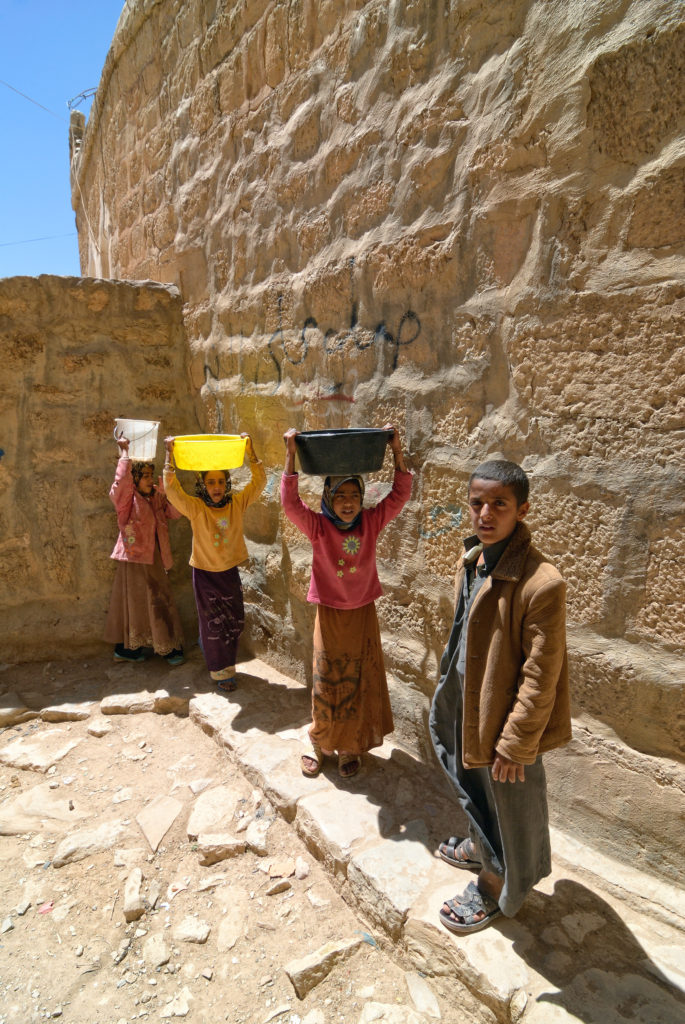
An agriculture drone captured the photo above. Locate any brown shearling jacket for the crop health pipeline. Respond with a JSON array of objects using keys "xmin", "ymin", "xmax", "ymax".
[{"xmin": 458, "ymin": 522, "xmax": 572, "ymax": 767}]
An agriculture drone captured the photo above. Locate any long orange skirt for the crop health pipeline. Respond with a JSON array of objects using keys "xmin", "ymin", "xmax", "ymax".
[
  {"xmin": 104, "ymin": 550, "xmax": 184, "ymax": 656},
  {"xmin": 309, "ymin": 602, "xmax": 393, "ymax": 755}
]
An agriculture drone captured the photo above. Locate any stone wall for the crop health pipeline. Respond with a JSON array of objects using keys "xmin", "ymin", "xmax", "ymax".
[
  {"xmin": 70, "ymin": 0, "xmax": 684, "ymax": 880},
  {"xmin": 0, "ymin": 276, "xmax": 199, "ymax": 663}
]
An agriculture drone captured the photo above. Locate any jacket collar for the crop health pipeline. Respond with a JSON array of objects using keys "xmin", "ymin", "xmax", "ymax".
[{"xmin": 462, "ymin": 522, "xmax": 532, "ymax": 583}]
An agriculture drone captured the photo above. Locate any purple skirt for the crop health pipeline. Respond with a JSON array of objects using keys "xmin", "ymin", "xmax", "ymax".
[{"xmin": 192, "ymin": 566, "xmax": 244, "ymax": 672}]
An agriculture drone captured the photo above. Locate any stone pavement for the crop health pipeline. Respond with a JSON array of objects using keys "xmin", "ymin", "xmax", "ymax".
[{"xmin": 2, "ymin": 652, "xmax": 684, "ymax": 1024}]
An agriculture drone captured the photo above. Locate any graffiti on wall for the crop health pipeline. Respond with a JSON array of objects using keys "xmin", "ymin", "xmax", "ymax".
[{"xmin": 266, "ymin": 294, "xmax": 421, "ymax": 390}]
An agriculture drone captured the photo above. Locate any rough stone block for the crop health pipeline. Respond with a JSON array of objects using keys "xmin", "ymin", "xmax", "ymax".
[{"xmin": 284, "ymin": 935, "xmax": 363, "ymax": 998}]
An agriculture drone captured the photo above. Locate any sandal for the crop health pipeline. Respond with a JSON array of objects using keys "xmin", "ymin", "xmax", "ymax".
[
  {"xmin": 211, "ymin": 668, "xmax": 237, "ymax": 692},
  {"xmin": 439, "ymin": 881, "xmax": 502, "ymax": 934},
  {"xmin": 301, "ymin": 741, "xmax": 325, "ymax": 778},
  {"xmin": 338, "ymin": 753, "xmax": 361, "ymax": 779},
  {"xmin": 439, "ymin": 836, "xmax": 482, "ymax": 871}
]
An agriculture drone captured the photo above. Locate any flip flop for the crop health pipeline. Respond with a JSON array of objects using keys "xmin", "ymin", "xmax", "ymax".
[
  {"xmin": 439, "ymin": 881, "xmax": 502, "ymax": 934},
  {"xmin": 439, "ymin": 836, "xmax": 482, "ymax": 870}
]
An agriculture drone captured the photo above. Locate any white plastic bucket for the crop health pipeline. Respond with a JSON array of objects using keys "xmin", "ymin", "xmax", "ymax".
[{"xmin": 113, "ymin": 418, "xmax": 160, "ymax": 461}]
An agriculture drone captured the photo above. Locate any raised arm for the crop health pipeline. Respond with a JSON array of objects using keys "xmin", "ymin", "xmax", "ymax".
[
  {"xmin": 283, "ymin": 427, "xmax": 298, "ymax": 475},
  {"xmin": 162, "ymin": 436, "xmax": 199, "ymax": 519},
  {"xmin": 237, "ymin": 432, "xmax": 267, "ymax": 506}
]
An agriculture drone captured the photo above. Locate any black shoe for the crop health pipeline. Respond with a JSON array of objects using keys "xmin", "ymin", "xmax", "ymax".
[
  {"xmin": 114, "ymin": 644, "xmax": 146, "ymax": 663},
  {"xmin": 166, "ymin": 648, "xmax": 185, "ymax": 666}
]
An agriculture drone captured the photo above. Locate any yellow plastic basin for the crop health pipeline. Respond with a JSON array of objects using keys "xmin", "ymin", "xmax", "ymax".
[{"xmin": 173, "ymin": 434, "xmax": 247, "ymax": 471}]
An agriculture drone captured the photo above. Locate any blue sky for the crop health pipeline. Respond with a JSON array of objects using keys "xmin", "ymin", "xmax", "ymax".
[{"xmin": 0, "ymin": 1, "xmax": 124, "ymax": 279}]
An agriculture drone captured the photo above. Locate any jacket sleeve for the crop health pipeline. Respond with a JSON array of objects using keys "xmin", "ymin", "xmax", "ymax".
[
  {"xmin": 234, "ymin": 460, "xmax": 267, "ymax": 510},
  {"xmin": 280, "ymin": 472, "xmax": 320, "ymax": 541},
  {"xmin": 110, "ymin": 457, "xmax": 135, "ymax": 530},
  {"xmin": 163, "ymin": 467, "xmax": 201, "ymax": 520},
  {"xmin": 365, "ymin": 469, "xmax": 413, "ymax": 532},
  {"xmin": 495, "ymin": 574, "xmax": 567, "ymax": 765}
]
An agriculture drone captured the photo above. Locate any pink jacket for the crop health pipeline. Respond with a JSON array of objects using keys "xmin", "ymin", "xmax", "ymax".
[
  {"xmin": 109, "ymin": 458, "xmax": 181, "ymax": 570},
  {"xmin": 280, "ymin": 470, "xmax": 413, "ymax": 609}
]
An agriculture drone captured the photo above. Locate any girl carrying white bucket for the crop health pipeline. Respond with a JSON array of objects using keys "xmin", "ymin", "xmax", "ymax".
[{"xmin": 103, "ymin": 431, "xmax": 185, "ymax": 664}]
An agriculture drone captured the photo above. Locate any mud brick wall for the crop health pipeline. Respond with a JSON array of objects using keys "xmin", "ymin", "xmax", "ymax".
[
  {"xmin": 0, "ymin": 276, "xmax": 199, "ymax": 662},
  {"xmin": 68, "ymin": 0, "xmax": 684, "ymax": 879}
]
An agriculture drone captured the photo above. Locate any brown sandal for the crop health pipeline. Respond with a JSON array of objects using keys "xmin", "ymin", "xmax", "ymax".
[
  {"xmin": 301, "ymin": 742, "xmax": 325, "ymax": 778},
  {"xmin": 338, "ymin": 753, "xmax": 361, "ymax": 779}
]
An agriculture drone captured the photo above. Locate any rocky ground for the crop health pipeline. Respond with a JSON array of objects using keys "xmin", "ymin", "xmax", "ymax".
[
  {"xmin": 1, "ymin": 650, "xmax": 683, "ymax": 1024},
  {"xmin": 0, "ymin": 655, "xmax": 459, "ymax": 1024}
]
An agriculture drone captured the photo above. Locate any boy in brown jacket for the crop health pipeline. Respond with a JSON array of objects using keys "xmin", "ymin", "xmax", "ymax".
[{"xmin": 429, "ymin": 459, "xmax": 571, "ymax": 933}]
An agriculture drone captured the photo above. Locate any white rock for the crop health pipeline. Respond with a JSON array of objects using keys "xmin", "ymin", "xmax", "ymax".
[
  {"xmin": 114, "ymin": 847, "xmax": 146, "ymax": 868},
  {"xmin": 404, "ymin": 973, "xmax": 441, "ymax": 1019},
  {"xmin": 217, "ymin": 903, "xmax": 246, "ymax": 952},
  {"xmin": 53, "ymin": 820, "xmax": 125, "ymax": 867},
  {"xmin": 87, "ymin": 718, "xmax": 112, "ymax": 737},
  {"xmin": 173, "ymin": 917, "xmax": 211, "ymax": 944},
  {"xmin": 136, "ymin": 795, "xmax": 182, "ymax": 852},
  {"xmin": 124, "ymin": 867, "xmax": 145, "ymax": 922},
  {"xmin": 0, "ymin": 728, "xmax": 81, "ymax": 772},
  {"xmin": 112, "ymin": 788, "xmax": 133, "ymax": 804},
  {"xmin": 159, "ymin": 986, "xmax": 193, "ymax": 1018},
  {"xmin": 42, "ymin": 701, "xmax": 96, "ymax": 722},
  {"xmin": 101, "ymin": 691, "xmax": 156, "ymax": 715},
  {"xmin": 295, "ymin": 856, "xmax": 310, "ymax": 879},
  {"xmin": 196, "ymin": 833, "xmax": 246, "ymax": 866},
  {"xmin": 246, "ymin": 817, "xmax": 271, "ymax": 856},
  {"xmin": 147, "ymin": 880, "xmax": 162, "ymax": 909},
  {"xmin": 306, "ymin": 890, "xmax": 330, "ymax": 909},
  {"xmin": 0, "ymin": 781, "xmax": 90, "ymax": 836},
  {"xmin": 266, "ymin": 879, "xmax": 292, "ymax": 896},
  {"xmin": 196, "ymin": 873, "xmax": 227, "ymax": 892},
  {"xmin": 186, "ymin": 785, "xmax": 241, "ymax": 840},
  {"xmin": 0, "ymin": 693, "xmax": 38, "ymax": 727},
  {"xmin": 201, "ymin": 967, "xmax": 213, "ymax": 980},
  {"xmin": 16, "ymin": 899, "xmax": 31, "ymax": 916},
  {"xmin": 303, "ymin": 1012, "xmax": 325, "ymax": 1024},
  {"xmin": 143, "ymin": 932, "xmax": 170, "ymax": 968},
  {"xmin": 285, "ymin": 936, "xmax": 363, "ymax": 998},
  {"xmin": 189, "ymin": 777, "xmax": 214, "ymax": 795},
  {"xmin": 1, "ymin": 917, "xmax": 14, "ymax": 933}
]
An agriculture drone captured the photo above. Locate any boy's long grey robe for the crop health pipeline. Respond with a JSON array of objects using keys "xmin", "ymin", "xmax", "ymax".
[{"xmin": 429, "ymin": 545, "xmax": 552, "ymax": 917}]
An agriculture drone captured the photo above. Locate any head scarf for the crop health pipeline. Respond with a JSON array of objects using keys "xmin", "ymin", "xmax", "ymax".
[
  {"xmin": 131, "ymin": 461, "xmax": 155, "ymax": 495},
  {"xmin": 194, "ymin": 470, "xmax": 232, "ymax": 508},
  {"xmin": 321, "ymin": 475, "xmax": 365, "ymax": 530}
]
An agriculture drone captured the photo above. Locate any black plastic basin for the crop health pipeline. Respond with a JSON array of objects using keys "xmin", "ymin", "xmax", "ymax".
[{"xmin": 295, "ymin": 428, "xmax": 392, "ymax": 476}]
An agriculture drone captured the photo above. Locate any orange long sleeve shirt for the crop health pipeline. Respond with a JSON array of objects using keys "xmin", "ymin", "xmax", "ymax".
[{"xmin": 164, "ymin": 461, "xmax": 266, "ymax": 572}]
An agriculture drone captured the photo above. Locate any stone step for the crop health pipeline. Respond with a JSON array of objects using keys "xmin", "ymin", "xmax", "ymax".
[{"xmin": 189, "ymin": 657, "xmax": 685, "ymax": 1024}]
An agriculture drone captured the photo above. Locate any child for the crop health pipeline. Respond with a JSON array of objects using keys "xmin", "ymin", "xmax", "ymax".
[
  {"xmin": 281, "ymin": 425, "xmax": 412, "ymax": 779},
  {"xmin": 429, "ymin": 459, "xmax": 571, "ymax": 933},
  {"xmin": 104, "ymin": 436, "xmax": 185, "ymax": 664},
  {"xmin": 163, "ymin": 434, "xmax": 266, "ymax": 691}
]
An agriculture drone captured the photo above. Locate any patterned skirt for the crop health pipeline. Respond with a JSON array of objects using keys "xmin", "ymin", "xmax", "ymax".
[
  {"xmin": 309, "ymin": 602, "xmax": 393, "ymax": 755},
  {"xmin": 192, "ymin": 566, "xmax": 245, "ymax": 672},
  {"xmin": 103, "ymin": 550, "xmax": 183, "ymax": 655}
]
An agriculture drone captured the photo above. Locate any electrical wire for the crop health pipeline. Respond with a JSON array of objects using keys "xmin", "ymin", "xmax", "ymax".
[
  {"xmin": 0, "ymin": 78, "xmax": 67, "ymax": 122},
  {"xmin": 0, "ymin": 232, "xmax": 77, "ymax": 249}
]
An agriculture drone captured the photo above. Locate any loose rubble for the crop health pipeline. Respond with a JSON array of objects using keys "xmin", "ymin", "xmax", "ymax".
[{"xmin": 0, "ymin": 663, "xmax": 455, "ymax": 1024}]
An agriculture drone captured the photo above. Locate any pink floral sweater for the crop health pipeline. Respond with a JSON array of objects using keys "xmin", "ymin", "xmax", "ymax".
[
  {"xmin": 109, "ymin": 457, "xmax": 181, "ymax": 570},
  {"xmin": 280, "ymin": 470, "xmax": 413, "ymax": 609}
]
